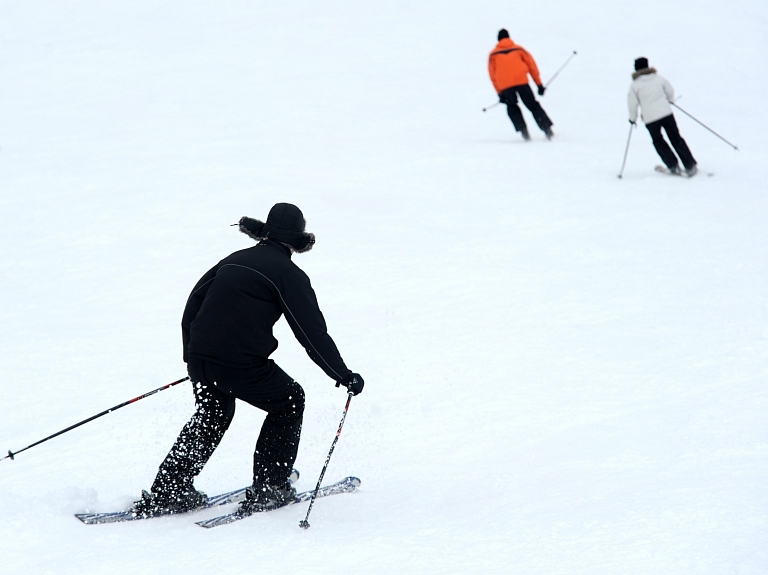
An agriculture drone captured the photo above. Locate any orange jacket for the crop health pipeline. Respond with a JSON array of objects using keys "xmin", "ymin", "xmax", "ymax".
[{"xmin": 488, "ymin": 38, "xmax": 542, "ymax": 93}]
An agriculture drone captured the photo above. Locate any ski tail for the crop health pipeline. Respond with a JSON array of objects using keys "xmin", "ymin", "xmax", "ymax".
[{"xmin": 75, "ymin": 469, "xmax": 301, "ymax": 525}]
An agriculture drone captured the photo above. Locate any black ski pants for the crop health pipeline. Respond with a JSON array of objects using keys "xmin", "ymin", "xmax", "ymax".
[
  {"xmin": 152, "ymin": 358, "xmax": 304, "ymax": 493},
  {"xmin": 500, "ymin": 84, "xmax": 553, "ymax": 133},
  {"xmin": 645, "ymin": 114, "xmax": 697, "ymax": 171}
]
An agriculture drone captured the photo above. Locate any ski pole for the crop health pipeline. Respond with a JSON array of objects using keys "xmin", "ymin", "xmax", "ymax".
[
  {"xmin": 2, "ymin": 376, "xmax": 189, "ymax": 463},
  {"xmin": 544, "ymin": 50, "xmax": 577, "ymax": 88},
  {"xmin": 482, "ymin": 101, "xmax": 502, "ymax": 112},
  {"xmin": 671, "ymin": 102, "xmax": 739, "ymax": 150},
  {"xmin": 617, "ymin": 122, "xmax": 635, "ymax": 179},
  {"xmin": 299, "ymin": 391, "xmax": 353, "ymax": 530}
]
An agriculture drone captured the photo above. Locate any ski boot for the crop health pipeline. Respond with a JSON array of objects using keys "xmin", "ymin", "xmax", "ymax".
[
  {"xmin": 544, "ymin": 127, "xmax": 554, "ymax": 140},
  {"xmin": 685, "ymin": 165, "xmax": 698, "ymax": 177},
  {"xmin": 520, "ymin": 128, "xmax": 531, "ymax": 141},
  {"xmin": 130, "ymin": 484, "xmax": 208, "ymax": 518},
  {"xmin": 238, "ymin": 480, "xmax": 297, "ymax": 515}
]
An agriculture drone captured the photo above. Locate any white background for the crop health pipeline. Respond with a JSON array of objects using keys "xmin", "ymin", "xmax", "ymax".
[{"xmin": 0, "ymin": 1, "xmax": 766, "ymax": 573}]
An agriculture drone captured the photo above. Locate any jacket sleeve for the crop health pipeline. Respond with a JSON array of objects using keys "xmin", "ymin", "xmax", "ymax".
[
  {"xmin": 628, "ymin": 85, "xmax": 640, "ymax": 122},
  {"xmin": 522, "ymin": 50, "xmax": 542, "ymax": 86},
  {"xmin": 181, "ymin": 265, "xmax": 218, "ymax": 363},
  {"xmin": 488, "ymin": 54, "xmax": 500, "ymax": 93},
  {"xmin": 661, "ymin": 76, "xmax": 675, "ymax": 103},
  {"xmin": 278, "ymin": 268, "xmax": 351, "ymax": 382}
]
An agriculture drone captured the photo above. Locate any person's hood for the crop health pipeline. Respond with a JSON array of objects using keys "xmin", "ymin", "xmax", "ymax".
[
  {"xmin": 632, "ymin": 67, "xmax": 657, "ymax": 80},
  {"xmin": 493, "ymin": 38, "xmax": 519, "ymax": 52}
]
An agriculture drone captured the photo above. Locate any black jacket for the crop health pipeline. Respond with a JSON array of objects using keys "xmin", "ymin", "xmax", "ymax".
[{"xmin": 182, "ymin": 240, "xmax": 350, "ymax": 382}]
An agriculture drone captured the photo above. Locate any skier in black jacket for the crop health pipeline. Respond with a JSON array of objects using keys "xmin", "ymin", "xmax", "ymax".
[{"xmin": 132, "ymin": 203, "xmax": 364, "ymax": 517}]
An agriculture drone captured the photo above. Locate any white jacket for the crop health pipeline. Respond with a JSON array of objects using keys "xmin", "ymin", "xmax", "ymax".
[{"xmin": 628, "ymin": 68, "xmax": 675, "ymax": 124}]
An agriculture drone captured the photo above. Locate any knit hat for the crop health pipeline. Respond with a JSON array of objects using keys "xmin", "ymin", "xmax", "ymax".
[
  {"xmin": 634, "ymin": 57, "xmax": 649, "ymax": 71},
  {"xmin": 498, "ymin": 29, "xmax": 509, "ymax": 41},
  {"xmin": 238, "ymin": 203, "xmax": 315, "ymax": 253}
]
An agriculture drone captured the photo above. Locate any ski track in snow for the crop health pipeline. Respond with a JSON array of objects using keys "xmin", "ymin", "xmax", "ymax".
[{"xmin": 0, "ymin": 1, "xmax": 767, "ymax": 574}]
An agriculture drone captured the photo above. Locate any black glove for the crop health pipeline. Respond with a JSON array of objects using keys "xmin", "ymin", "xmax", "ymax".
[
  {"xmin": 629, "ymin": 119, "xmax": 636, "ymax": 125},
  {"xmin": 336, "ymin": 372, "xmax": 364, "ymax": 396},
  {"xmin": 537, "ymin": 85, "xmax": 546, "ymax": 96}
]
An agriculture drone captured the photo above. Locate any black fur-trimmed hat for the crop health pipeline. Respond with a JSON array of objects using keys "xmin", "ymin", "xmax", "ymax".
[
  {"xmin": 238, "ymin": 203, "xmax": 315, "ymax": 253},
  {"xmin": 634, "ymin": 57, "xmax": 649, "ymax": 71}
]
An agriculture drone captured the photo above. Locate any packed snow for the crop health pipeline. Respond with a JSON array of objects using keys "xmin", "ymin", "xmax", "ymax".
[{"xmin": 1, "ymin": 1, "xmax": 766, "ymax": 574}]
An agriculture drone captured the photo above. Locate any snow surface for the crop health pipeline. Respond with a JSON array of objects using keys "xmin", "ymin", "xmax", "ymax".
[{"xmin": 1, "ymin": 1, "xmax": 767, "ymax": 573}]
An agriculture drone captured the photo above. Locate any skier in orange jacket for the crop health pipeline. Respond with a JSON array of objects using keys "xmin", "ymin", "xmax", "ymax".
[{"xmin": 488, "ymin": 29, "xmax": 554, "ymax": 141}]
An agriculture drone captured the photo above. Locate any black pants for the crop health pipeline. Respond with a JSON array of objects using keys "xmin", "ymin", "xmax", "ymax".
[
  {"xmin": 500, "ymin": 84, "xmax": 553, "ymax": 133},
  {"xmin": 152, "ymin": 358, "xmax": 305, "ymax": 493},
  {"xmin": 645, "ymin": 114, "xmax": 697, "ymax": 170}
]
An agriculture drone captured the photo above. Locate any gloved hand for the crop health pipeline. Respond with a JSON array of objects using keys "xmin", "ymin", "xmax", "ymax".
[
  {"xmin": 336, "ymin": 372, "xmax": 364, "ymax": 396},
  {"xmin": 498, "ymin": 94, "xmax": 505, "ymax": 103},
  {"xmin": 537, "ymin": 85, "xmax": 546, "ymax": 96},
  {"xmin": 629, "ymin": 119, "xmax": 636, "ymax": 125}
]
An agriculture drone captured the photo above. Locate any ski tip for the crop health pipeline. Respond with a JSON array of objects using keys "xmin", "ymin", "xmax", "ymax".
[{"xmin": 345, "ymin": 476, "xmax": 362, "ymax": 489}]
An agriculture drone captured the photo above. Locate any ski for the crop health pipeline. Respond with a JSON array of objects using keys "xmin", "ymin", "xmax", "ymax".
[
  {"xmin": 76, "ymin": 469, "xmax": 300, "ymax": 525},
  {"xmin": 655, "ymin": 165, "xmax": 690, "ymax": 177},
  {"xmin": 196, "ymin": 476, "xmax": 361, "ymax": 529},
  {"xmin": 655, "ymin": 165, "xmax": 713, "ymax": 177},
  {"xmin": 76, "ymin": 485, "xmax": 249, "ymax": 525}
]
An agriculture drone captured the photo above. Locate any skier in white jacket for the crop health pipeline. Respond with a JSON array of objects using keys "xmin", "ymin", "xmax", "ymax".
[{"xmin": 628, "ymin": 57, "xmax": 698, "ymax": 176}]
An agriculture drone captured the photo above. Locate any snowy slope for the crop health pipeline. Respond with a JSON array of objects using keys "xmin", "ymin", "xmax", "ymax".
[{"xmin": 1, "ymin": 1, "xmax": 766, "ymax": 574}]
